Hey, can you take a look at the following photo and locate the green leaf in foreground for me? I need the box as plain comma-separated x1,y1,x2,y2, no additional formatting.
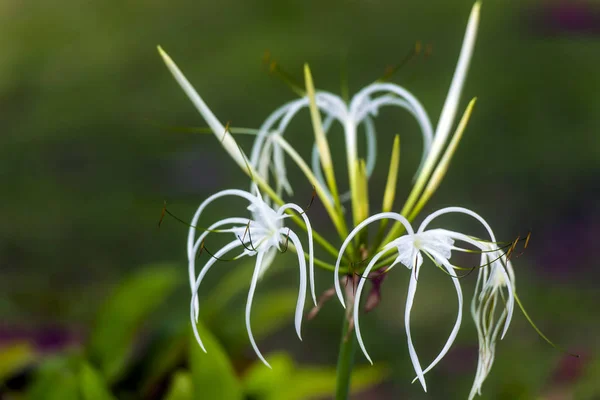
87,264,180,383
220,289,298,351
0,342,36,382
26,356,80,400
243,352,389,400
78,362,116,400
190,323,243,400
164,370,194,400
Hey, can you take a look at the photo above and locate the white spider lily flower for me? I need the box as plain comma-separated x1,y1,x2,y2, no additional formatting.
248,83,434,201
469,245,516,399
333,206,514,393
187,185,315,368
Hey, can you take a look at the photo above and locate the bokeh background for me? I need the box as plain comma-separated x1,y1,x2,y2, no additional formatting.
1,0,599,398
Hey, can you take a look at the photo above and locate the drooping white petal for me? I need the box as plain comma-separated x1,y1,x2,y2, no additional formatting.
245,252,271,368
249,92,347,197
190,240,243,352
405,260,426,391
352,249,390,365
277,203,316,306
283,228,308,341
413,249,463,380
187,189,271,261
334,212,415,307
417,206,515,339
189,217,250,316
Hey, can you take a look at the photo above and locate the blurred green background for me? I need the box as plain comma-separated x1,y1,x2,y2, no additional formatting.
1,0,599,398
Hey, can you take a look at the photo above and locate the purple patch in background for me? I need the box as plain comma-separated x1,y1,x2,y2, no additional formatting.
529,1,600,36
0,325,83,352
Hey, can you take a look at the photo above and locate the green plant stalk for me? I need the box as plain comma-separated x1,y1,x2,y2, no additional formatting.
335,313,356,400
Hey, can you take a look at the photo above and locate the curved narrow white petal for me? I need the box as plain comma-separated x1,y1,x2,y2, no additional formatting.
363,116,378,178
187,189,269,261
353,249,389,365
246,252,271,368
417,206,516,338
257,138,273,187
190,240,243,352
355,94,434,180
417,206,495,239
283,229,308,340
188,217,249,316
277,203,316,306
334,212,415,307
413,251,463,380
405,261,426,392
250,100,299,167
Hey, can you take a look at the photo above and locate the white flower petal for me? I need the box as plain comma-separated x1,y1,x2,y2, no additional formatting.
190,240,243,352
413,251,463,381
405,261,426,392
278,203,316,306
284,229,308,340
353,249,389,365
334,212,415,307
246,252,271,368
189,217,250,316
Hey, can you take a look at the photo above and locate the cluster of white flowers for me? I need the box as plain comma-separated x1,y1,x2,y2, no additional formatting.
159,2,521,398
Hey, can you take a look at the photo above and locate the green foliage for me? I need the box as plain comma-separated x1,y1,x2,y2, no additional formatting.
220,289,300,350
243,352,389,400
164,370,194,400
79,362,116,400
574,356,600,399
139,324,188,396
87,265,180,383
0,342,36,382
189,324,243,400
26,355,81,400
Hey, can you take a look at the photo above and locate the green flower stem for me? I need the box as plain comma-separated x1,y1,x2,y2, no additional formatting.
335,312,356,400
